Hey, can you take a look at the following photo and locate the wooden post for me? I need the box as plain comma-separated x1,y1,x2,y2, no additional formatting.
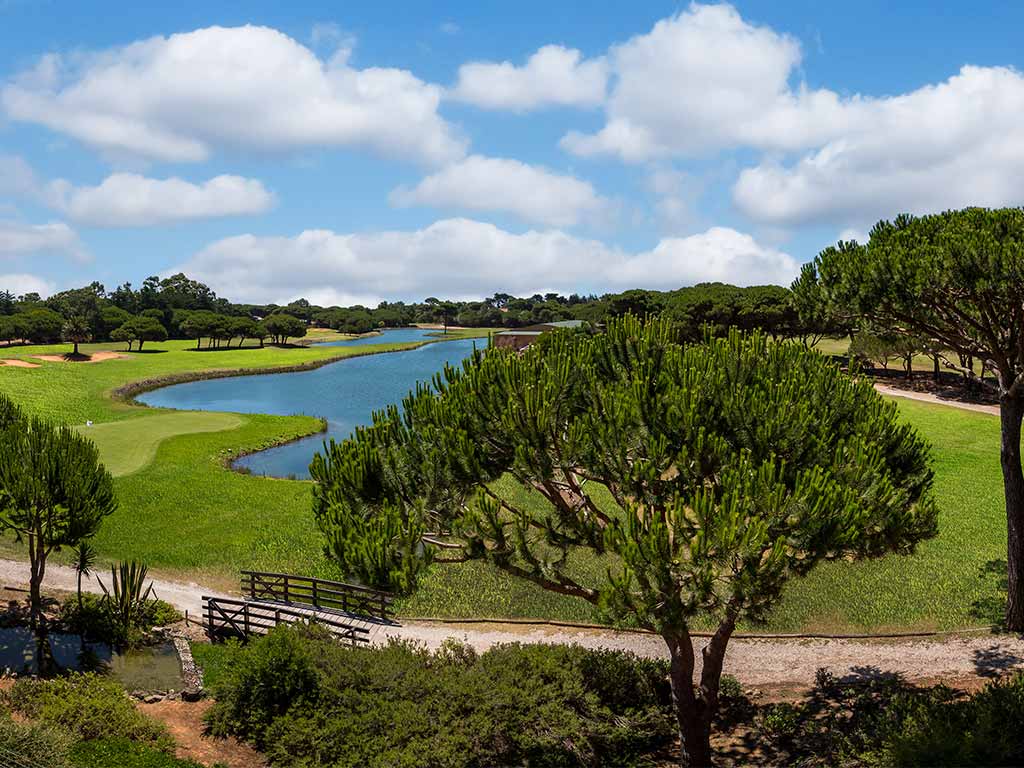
312,579,319,608
243,603,250,637
283,574,289,603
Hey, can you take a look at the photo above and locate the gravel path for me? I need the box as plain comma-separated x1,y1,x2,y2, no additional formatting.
874,382,998,415
3,558,1021,688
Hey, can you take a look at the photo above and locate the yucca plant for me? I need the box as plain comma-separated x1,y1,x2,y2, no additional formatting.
97,560,155,641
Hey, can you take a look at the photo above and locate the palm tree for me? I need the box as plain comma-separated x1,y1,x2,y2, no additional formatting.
61,314,92,356
72,540,97,610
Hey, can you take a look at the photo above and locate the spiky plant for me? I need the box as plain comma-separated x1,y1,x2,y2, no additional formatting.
97,560,155,640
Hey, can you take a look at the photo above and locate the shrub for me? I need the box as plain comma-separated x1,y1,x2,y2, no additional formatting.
204,625,674,767
0,710,74,768
6,673,173,752
70,738,208,768
61,593,182,647
874,673,1024,766
204,623,323,749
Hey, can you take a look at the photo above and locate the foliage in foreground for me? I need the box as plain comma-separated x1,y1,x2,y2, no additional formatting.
0,709,75,768
311,317,938,765
5,672,173,752
201,624,674,768
70,738,209,768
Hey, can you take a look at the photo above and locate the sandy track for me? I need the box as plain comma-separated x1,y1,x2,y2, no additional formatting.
2,558,1020,688
874,383,998,415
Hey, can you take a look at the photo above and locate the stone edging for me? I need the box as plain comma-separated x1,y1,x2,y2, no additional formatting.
172,633,204,701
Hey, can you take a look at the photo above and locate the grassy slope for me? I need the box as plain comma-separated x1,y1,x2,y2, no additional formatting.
0,334,1007,631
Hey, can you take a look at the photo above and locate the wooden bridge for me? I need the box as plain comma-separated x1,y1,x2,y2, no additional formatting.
202,570,397,644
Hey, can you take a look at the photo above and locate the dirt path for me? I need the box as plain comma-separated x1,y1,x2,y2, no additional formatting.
141,699,266,768
874,382,998,415
2,558,1021,689
0,558,226,618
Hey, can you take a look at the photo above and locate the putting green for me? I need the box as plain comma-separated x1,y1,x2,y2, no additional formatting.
76,411,243,477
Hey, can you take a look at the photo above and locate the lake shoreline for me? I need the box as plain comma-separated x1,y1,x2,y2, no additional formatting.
131,329,483,479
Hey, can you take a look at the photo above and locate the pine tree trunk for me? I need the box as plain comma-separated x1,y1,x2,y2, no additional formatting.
663,630,713,767
1002,394,1024,631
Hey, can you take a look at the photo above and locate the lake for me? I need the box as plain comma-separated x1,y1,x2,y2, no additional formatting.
138,329,480,478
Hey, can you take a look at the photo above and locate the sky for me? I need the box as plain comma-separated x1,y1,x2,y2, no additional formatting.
1,1,1023,306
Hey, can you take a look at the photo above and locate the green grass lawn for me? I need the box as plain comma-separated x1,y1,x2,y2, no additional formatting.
0,333,1010,631
75,411,244,477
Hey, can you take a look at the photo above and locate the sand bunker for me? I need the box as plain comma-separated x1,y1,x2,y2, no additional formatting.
0,359,40,368
32,351,127,364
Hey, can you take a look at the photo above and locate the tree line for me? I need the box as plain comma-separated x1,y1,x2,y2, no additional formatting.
1,272,844,352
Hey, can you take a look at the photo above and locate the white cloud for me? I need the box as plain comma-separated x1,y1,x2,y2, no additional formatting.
837,228,869,245
0,272,55,298
51,173,275,227
171,218,797,305
0,155,273,227
440,22,460,36
615,227,798,287
389,155,612,227
449,45,607,111
0,220,85,261
561,3,845,161
2,25,466,166
733,65,1024,229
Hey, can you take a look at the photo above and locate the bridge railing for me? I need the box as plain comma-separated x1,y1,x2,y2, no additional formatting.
240,570,395,622
202,595,371,644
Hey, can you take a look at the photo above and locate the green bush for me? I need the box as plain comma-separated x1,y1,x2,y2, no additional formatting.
62,593,182,647
6,672,173,752
205,623,323,749
70,738,207,768
872,673,1024,766
0,709,74,768
204,625,674,767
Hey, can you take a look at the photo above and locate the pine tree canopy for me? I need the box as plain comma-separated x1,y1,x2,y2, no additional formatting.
311,316,938,632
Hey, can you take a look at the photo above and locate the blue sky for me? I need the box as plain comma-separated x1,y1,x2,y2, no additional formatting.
1,1,1023,305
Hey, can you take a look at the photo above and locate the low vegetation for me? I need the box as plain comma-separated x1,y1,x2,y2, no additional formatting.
0,673,207,768
70,739,207,768
5,673,173,751
194,625,1024,767
61,591,180,647
198,625,674,768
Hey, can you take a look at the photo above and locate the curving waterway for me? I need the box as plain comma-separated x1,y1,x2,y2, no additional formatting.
137,329,479,478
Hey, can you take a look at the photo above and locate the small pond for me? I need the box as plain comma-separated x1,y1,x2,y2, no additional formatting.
138,328,481,479
0,627,183,690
